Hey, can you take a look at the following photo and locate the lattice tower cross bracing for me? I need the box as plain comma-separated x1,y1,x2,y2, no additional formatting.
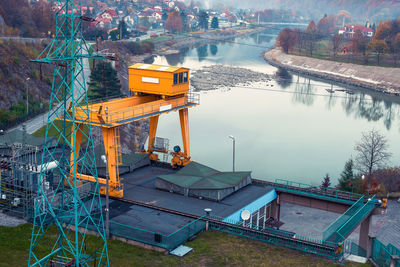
28,0,109,266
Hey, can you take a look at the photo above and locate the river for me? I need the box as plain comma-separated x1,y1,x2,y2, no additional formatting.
149,26,400,186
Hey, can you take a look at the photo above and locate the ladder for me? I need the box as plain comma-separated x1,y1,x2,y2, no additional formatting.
113,127,122,189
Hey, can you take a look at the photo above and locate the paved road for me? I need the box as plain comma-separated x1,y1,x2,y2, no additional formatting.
8,57,91,135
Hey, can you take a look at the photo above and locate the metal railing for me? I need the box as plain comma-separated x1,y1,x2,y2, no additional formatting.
208,214,341,259
274,178,363,203
323,196,365,241
109,215,206,250
335,196,376,243
87,93,200,126
372,239,395,267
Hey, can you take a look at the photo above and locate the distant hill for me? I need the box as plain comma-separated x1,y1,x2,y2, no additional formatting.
0,40,53,130
217,0,400,22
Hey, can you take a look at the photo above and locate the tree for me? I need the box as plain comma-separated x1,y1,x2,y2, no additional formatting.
198,10,209,31
338,159,354,192
277,28,298,54
321,174,331,188
88,62,122,101
165,11,182,33
332,34,342,59
118,20,129,40
211,16,219,29
305,21,318,56
354,129,392,193
368,39,389,65
180,10,187,31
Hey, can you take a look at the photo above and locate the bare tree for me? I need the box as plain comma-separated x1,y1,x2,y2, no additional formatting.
354,129,392,193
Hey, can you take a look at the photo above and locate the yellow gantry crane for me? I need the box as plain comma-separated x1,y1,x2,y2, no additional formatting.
68,63,199,197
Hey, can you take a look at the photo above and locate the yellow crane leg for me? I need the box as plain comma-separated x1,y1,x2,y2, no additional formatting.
148,115,159,161
101,127,123,198
179,108,191,163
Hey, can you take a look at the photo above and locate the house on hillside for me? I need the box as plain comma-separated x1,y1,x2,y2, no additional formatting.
338,25,374,39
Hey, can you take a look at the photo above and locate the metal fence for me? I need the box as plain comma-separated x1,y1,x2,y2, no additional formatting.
372,239,395,267
109,216,206,250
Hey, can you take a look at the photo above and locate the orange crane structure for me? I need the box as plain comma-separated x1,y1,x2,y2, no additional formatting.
68,63,199,198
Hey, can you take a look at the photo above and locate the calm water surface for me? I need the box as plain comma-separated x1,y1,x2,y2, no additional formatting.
150,28,400,185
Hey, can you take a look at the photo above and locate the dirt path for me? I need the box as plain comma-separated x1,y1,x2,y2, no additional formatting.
264,48,400,95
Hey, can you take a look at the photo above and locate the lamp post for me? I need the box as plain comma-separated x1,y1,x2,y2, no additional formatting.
362,175,366,195
228,135,235,172
101,154,110,239
26,78,30,115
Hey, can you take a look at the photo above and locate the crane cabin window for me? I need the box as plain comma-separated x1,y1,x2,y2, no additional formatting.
173,73,178,85
183,72,188,83
179,72,183,83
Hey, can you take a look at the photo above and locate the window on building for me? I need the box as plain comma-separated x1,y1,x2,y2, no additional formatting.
179,72,183,84
173,73,178,85
183,72,188,83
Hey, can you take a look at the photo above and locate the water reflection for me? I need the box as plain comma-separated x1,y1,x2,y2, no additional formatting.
274,68,292,89
210,44,218,56
165,52,181,66
292,77,315,106
196,45,208,62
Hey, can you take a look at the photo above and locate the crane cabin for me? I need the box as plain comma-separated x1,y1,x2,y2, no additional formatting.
128,63,190,96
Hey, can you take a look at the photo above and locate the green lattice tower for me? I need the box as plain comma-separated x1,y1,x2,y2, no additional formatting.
28,0,109,266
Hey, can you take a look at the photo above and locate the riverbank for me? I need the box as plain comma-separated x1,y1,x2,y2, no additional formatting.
264,48,400,95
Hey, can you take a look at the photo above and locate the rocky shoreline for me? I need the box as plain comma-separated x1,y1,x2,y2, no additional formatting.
263,48,400,96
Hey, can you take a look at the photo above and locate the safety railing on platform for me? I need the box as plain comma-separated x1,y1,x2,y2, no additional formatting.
323,196,365,242
103,93,200,125
372,239,396,267
274,179,363,203
335,196,376,243
108,215,206,250
344,240,367,258
208,214,341,259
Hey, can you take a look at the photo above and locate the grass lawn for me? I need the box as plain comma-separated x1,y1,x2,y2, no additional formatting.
0,224,371,267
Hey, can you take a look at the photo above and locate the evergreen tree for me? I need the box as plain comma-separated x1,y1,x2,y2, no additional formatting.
88,62,122,101
198,10,209,30
211,16,219,29
338,159,354,191
321,173,331,188
118,20,129,40
180,10,187,31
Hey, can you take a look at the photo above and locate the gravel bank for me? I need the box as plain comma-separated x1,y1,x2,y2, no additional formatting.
264,48,400,95
190,65,272,91
0,211,26,227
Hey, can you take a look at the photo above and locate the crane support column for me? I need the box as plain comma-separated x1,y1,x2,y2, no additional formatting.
179,108,190,158
102,127,123,198
148,115,160,161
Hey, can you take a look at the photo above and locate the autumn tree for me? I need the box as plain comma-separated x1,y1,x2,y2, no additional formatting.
368,39,389,65
354,129,391,193
165,11,183,33
277,28,298,54
317,14,336,36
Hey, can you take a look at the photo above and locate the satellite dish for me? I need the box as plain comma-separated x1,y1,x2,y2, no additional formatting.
241,209,251,221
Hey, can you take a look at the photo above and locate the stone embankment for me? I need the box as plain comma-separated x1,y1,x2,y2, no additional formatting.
264,48,400,95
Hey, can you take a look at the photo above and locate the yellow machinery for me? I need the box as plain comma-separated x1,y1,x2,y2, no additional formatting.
68,63,199,198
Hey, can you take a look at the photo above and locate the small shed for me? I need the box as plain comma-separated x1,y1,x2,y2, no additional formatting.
155,162,252,202
128,63,190,96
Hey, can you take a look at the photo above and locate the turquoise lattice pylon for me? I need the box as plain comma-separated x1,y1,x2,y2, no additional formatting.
28,0,109,266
